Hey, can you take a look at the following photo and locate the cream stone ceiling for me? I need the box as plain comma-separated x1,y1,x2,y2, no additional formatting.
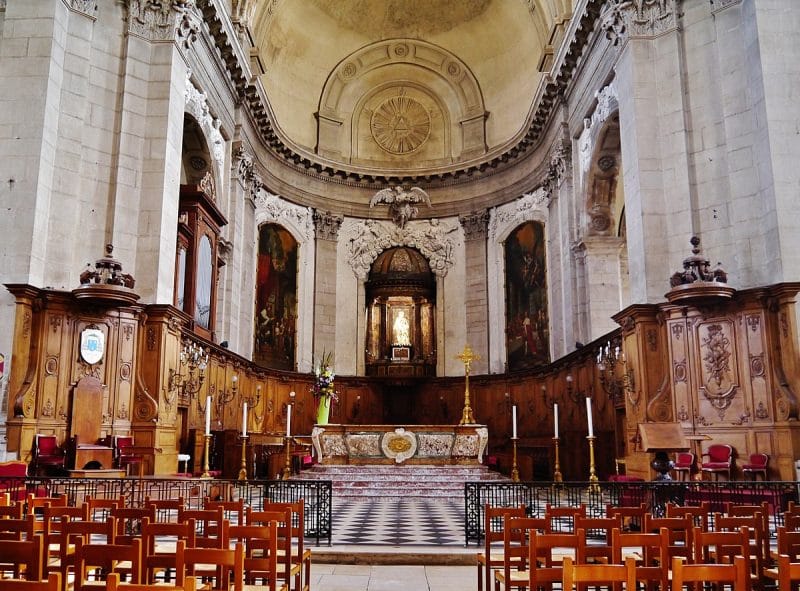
250,0,571,176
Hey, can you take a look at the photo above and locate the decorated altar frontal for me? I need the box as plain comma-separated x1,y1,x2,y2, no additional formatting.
310,424,489,465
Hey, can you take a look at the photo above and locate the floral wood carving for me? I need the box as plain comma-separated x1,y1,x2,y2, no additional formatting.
699,323,738,418
646,373,672,422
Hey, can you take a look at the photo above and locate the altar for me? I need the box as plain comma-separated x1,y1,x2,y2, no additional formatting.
310,424,489,465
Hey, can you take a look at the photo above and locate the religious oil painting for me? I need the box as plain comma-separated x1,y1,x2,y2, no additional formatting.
505,221,550,370
254,224,298,371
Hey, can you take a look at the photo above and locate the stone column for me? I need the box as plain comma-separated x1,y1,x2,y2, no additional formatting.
459,211,489,375
313,210,342,362
605,0,694,303
578,236,626,340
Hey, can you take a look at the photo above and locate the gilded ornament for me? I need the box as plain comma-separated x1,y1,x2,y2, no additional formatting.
370,94,431,155
387,437,412,453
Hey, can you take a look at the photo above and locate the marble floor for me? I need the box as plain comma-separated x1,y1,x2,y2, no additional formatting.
310,564,475,591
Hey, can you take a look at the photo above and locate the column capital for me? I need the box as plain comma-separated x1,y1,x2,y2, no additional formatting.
313,210,343,241
601,0,680,47
459,210,489,241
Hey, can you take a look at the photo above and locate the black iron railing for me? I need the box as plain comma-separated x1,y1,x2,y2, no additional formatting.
464,480,800,545
0,476,332,545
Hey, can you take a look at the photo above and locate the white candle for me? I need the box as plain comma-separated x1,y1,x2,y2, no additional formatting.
512,405,517,439
554,403,559,438
286,404,292,438
586,397,594,437
242,402,248,437
204,395,211,436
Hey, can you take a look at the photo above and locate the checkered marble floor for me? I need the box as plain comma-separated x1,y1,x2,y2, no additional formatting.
331,498,465,546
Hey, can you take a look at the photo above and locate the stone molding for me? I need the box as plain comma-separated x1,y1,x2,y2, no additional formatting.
234,145,263,201
254,191,314,244
127,0,196,43
578,81,619,179
313,210,344,241
66,0,98,18
185,70,225,184
601,0,680,46
459,210,490,241
345,218,460,280
488,188,550,242
710,0,742,13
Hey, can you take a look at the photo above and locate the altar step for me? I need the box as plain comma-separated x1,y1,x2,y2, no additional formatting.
292,464,508,500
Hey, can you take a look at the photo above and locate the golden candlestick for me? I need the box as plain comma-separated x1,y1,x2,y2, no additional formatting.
511,437,520,482
587,435,600,493
237,435,249,481
456,344,480,425
553,436,563,483
281,436,292,480
201,433,212,478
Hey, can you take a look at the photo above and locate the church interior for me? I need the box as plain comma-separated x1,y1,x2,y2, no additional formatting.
1,0,800,572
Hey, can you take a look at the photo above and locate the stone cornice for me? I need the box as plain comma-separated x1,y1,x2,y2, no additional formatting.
194,0,606,191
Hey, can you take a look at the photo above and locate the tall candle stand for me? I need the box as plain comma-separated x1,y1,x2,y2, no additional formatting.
587,435,600,493
281,436,292,480
237,435,249,481
201,433,212,478
552,436,563,484
510,437,520,482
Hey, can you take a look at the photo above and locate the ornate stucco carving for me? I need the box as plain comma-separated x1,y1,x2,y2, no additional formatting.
601,0,680,46
234,145,263,201
369,186,432,229
67,0,98,17
710,0,741,13
345,218,460,280
185,70,225,182
254,192,314,243
313,210,343,241
459,210,489,241
488,188,550,241
545,143,571,193
126,0,195,42
579,82,619,177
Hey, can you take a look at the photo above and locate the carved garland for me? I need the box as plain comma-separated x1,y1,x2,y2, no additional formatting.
185,70,226,182
345,219,460,281
601,0,680,46
253,192,314,244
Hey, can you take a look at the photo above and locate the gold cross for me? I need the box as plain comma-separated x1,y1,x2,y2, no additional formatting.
455,344,480,424
456,344,480,374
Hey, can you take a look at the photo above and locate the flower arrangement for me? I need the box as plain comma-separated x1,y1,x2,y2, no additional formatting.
311,350,339,404
311,351,338,425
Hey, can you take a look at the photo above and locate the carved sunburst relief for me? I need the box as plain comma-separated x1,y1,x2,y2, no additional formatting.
370,92,431,155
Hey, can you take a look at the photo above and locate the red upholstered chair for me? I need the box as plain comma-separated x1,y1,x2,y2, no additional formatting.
741,453,769,481
673,452,695,481
114,436,144,477
700,444,734,480
31,434,66,476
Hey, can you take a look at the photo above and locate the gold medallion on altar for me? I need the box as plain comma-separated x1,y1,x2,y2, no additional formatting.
380,428,417,463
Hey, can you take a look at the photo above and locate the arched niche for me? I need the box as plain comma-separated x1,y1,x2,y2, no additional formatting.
364,247,436,378
487,189,551,374
252,191,315,373
317,38,487,167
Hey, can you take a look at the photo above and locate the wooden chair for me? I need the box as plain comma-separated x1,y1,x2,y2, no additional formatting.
672,555,748,590
0,572,61,591
229,522,287,591
31,434,66,476
525,530,583,591
673,452,695,481
0,535,44,581
246,508,296,591
176,539,244,591
773,553,800,591
73,537,143,590
262,501,311,591
492,516,546,591
701,443,734,481
574,515,620,565
561,555,637,590
476,504,526,591
25,494,66,517
786,513,800,532
726,501,771,540
141,516,196,583
144,496,184,522
666,502,710,530
111,506,156,545
42,504,89,567
742,453,769,481
0,515,37,542
693,526,752,591
58,515,117,590
606,503,648,532
105,571,196,591
777,526,800,562
0,502,24,519
204,497,245,526
610,527,670,591
177,506,226,548
714,511,768,583
113,436,144,477
643,513,694,563
544,503,585,533
85,496,121,522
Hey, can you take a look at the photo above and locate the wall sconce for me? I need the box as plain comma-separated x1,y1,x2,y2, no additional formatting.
168,340,209,410
241,383,261,408
216,375,238,417
565,374,586,404
597,341,636,405
541,384,557,408
503,391,515,414
349,394,361,422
